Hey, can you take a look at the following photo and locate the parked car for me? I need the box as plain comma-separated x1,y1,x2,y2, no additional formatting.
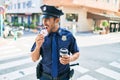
3,26,12,38
3,26,24,38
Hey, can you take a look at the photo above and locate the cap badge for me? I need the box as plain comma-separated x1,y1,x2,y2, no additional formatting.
62,35,67,41
43,6,47,11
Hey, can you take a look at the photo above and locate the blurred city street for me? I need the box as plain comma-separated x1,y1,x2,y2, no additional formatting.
1,0,120,80
0,31,120,80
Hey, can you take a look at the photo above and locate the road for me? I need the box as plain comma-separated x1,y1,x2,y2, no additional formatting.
72,42,120,80
0,32,120,80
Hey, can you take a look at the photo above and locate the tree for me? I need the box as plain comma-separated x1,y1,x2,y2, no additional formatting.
102,21,109,27
102,21,109,34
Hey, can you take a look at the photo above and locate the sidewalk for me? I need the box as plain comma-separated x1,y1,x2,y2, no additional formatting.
0,37,8,46
76,32,120,47
1,31,120,47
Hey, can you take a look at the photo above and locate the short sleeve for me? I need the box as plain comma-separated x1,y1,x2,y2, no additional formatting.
69,35,79,54
30,42,36,52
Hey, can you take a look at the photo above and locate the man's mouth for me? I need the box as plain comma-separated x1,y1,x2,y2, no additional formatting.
44,26,48,29
44,26,49,32
45,27,48,29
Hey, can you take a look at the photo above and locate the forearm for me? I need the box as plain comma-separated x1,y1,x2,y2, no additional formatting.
31,47,41,62
31,34,44,62
70,52,80,62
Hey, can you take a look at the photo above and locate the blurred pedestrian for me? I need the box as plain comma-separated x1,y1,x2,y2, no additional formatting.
30,4,80,80
111,24,114,32
116,24,119,32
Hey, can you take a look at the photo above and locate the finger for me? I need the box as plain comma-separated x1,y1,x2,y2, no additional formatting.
59,58,64,64
62,61,68,65
61,60,65,65
36,35,44,41
60,58,68,63
38,34,44,38
60,59,68,65
62,55,69,58
37,33,43,37
61,57,70,61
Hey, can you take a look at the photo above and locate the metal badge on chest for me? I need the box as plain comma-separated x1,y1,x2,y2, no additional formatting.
62,35,67,41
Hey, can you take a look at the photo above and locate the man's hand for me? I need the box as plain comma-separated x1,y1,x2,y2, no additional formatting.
59,55,71,65
35,34,44,49
31,34,44,62
59,52,80,65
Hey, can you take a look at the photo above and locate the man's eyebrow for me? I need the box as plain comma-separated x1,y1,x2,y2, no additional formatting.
43,18,50,20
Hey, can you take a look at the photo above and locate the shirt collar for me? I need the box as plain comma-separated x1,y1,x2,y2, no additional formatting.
48,27,62,37
57,27,62,36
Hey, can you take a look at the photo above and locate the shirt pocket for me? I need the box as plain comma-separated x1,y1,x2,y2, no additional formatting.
42,38,51,50
58,40,70,49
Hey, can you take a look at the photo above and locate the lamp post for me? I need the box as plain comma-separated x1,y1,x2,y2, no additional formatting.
0,6,5,37
72,19,76,36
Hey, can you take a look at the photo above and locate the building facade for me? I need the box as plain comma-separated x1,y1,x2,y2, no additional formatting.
5,0,43,28
43,0,120,32
0,0,4,5
4,0,120,33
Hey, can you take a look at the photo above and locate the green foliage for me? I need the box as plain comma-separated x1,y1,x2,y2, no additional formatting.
66,13,78,22
30,23,36,29
19,23,23,26
29,18,37,29
102,21,109,27
32,18,37,23
24,23,29,28
94,26,102,31
4,19,10,25
12,22,20,27
30,24,34,29
4,19,8,22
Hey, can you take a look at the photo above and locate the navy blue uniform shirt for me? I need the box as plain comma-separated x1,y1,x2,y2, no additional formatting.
31,28,79,75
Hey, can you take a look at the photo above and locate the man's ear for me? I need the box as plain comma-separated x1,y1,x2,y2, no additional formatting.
55,18,60,23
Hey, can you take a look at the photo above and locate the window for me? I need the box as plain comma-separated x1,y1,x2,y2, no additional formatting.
27,1,32,8
107,0,109,3
11,4,13,10
66,13,78,22
14,4,16,9
115,0,118,4
23,2,26,8
7,5,10,10
18,3,21,9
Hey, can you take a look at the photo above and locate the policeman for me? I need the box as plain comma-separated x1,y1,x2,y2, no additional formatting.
31,5,80,80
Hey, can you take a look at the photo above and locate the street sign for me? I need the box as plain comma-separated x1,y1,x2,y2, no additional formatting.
0,6,4,14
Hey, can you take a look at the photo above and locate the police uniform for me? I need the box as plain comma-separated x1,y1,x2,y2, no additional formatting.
31,5,79,80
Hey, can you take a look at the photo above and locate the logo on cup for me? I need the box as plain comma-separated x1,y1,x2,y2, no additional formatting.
60,48,68,57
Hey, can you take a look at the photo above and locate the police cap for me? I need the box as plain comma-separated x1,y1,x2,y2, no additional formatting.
40,5,64,18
